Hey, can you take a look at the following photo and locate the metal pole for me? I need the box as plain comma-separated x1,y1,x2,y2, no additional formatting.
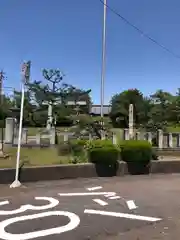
100,0,107,120
10,82,25,188
0,71,4,155
0,71,4,105
10,60,31,189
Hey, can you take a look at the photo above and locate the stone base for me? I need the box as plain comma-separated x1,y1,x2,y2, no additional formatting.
0,150,9,159
10,180,21,188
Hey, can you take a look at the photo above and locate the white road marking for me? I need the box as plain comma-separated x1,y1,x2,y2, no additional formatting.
104,193,116,197
0,201,9,206
109,196,121,200
0,197,11,200
87,186,102,191
93,199,108,206
0,211,80,240
84,209,162,222
58,192,116,197
0,197,59,215
126,200,137,210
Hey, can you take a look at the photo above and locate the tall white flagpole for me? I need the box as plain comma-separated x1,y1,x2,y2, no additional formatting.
100,0,107,120
10,62,30,188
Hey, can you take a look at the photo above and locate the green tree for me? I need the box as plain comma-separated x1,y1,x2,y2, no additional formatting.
13,90,36,126
110,89,147,128
65,86,92,114
147,89,174,131
27,69,92,127
27,69,65,106
167,88,180,125
0,95,14,126
27,69,69,126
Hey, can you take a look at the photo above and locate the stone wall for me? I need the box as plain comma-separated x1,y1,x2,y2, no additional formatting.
3,117,180,149
3,118,56,146
60,128,180,149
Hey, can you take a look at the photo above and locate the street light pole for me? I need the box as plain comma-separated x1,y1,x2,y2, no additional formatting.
10,61,30,188
100,0,107,120
10,82,25,188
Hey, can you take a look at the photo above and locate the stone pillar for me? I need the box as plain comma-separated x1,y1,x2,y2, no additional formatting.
47,103,53,130
50,127,56,145
168,133,173,148
177,134,180,147
36,133,41,145
89,133,92,140
112,133,117,144
158,129,163,149
64,133,68,142
136,132,140,140
22,128,28,144
101,131,106,140
124,129,129,140
128,104,134,139
5,118,15,144
13,119,17,138
146,132,152,144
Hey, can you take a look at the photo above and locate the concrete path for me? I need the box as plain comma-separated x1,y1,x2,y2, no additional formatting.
0,175,180,239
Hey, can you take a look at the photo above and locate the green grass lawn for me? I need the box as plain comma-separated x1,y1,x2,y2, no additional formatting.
0,147,72,169
167,125,180,133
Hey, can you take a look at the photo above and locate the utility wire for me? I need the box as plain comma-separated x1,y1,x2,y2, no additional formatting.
99,0,180,59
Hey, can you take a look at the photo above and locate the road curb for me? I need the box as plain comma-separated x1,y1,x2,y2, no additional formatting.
150,160,180,174
0,160,179,184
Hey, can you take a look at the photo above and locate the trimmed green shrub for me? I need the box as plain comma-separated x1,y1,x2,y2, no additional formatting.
69,139,87,156
88,140,120,166
89,147,119,165
86,139,115,150
120,140,152,163
120,140,152,175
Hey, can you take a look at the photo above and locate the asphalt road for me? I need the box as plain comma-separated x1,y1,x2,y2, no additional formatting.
0,174,180,239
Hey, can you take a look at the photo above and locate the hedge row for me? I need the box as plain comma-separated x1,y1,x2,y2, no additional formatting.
58,139,156,168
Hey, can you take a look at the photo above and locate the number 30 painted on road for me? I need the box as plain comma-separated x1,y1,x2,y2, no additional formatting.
0,197,80,240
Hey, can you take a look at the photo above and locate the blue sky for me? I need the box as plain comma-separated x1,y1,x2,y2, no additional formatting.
0,0,180,104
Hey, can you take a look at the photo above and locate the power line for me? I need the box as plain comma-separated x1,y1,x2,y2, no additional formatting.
99,0,180,59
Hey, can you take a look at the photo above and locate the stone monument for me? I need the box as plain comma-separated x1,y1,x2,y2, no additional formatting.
4,118,16,144
129,104,134,139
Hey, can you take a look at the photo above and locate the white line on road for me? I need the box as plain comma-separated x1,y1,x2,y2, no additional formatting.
0,201,9,206
87,186,102,191
84,209,162,222
109,196,121,200
126,200,137,210
58,192,115,197
93,199,108,206
104,193,116,197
